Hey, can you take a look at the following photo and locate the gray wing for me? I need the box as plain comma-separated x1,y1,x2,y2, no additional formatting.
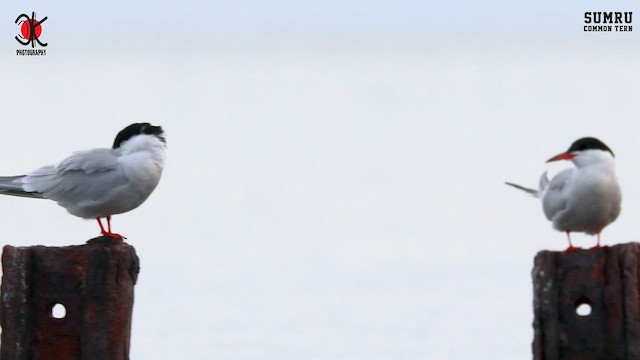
505,170,554,198
0,175,43,198
541,168,574,221
505,182,538,197
20,148,129,205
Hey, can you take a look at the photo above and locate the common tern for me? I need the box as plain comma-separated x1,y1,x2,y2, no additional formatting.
0,123,166,239
506,137,621,251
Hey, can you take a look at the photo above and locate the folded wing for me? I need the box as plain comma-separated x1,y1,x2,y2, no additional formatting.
20,148,129,206
541,168,573,222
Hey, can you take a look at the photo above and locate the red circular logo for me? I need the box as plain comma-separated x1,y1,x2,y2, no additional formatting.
20,19,42,39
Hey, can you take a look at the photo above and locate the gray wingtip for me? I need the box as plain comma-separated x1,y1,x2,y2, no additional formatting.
0,175,44,199
538,171,550,191
0,189,44,199
505,181,539,197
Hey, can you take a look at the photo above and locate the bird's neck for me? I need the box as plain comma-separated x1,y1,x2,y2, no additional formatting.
117,135,166,161
572,154,615,170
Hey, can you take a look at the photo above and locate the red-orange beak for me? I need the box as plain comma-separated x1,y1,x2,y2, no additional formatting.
546,152,576,163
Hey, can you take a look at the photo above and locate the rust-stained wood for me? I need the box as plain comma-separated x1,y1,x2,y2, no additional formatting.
533,242,640,360
0,237,139,360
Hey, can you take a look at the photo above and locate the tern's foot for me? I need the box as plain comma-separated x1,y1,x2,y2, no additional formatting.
101,231,127,240
565,246,581,252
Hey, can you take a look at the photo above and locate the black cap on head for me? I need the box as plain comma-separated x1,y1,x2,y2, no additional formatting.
567,137,614,157
112,123,165,149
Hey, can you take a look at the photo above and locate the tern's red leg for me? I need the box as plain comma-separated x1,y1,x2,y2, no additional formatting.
96,217,107,234
565,231,580,252
96,216,126,240
592,233,603,249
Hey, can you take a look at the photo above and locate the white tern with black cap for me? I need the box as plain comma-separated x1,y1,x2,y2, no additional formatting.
0,123,166,239
506,137,621,251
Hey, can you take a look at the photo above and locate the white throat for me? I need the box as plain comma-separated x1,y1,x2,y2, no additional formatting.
571,149,615,169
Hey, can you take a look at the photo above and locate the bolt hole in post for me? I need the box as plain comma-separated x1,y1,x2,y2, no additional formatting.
50,303,67,319
575,297,592,317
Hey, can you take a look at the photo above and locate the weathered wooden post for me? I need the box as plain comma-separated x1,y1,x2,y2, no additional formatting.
0,237,140,360
532,242,640,359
